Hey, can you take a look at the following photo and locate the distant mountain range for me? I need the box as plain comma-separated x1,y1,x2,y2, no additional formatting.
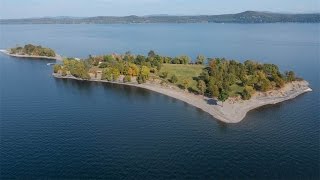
1,11,319,24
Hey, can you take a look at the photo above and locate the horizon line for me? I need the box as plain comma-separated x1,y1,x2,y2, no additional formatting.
1,10,320,20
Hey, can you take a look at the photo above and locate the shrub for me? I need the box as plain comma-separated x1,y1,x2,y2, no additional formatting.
241,86,255,100
170,75,178,83
161,71,168,79
182,79,190,90
241,89,251,100
123,75,131,83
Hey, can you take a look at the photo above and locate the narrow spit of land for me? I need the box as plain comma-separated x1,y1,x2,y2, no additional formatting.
53,73,311,123
1,45,312,123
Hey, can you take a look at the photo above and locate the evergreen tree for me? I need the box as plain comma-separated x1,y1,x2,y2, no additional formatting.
218,89,229,107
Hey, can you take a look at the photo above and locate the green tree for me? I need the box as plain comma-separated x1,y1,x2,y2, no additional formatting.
196,55,206,65
111,68,120,81
53,64,61,73
241,89,251,100
179,55,190,64
260,78,272,92
163,57,171,64
128,63,139,76
63,59,90,80
137,66,150,84
102,67,120,81
208,79,220,97
124,52,134,62
103,55,115,62
135,55,146,65
197,80,206,95
148,50,156,58
61,68,67,76
244,60,258,75
285,71,296,82
218,89,229,107
140,66,150,79
263,63,279,76
99,62,108,68
199,70,210,82
241,86,254,100
273,74,285,88
102,68,112,81
171,57,180,64
137,74,146,84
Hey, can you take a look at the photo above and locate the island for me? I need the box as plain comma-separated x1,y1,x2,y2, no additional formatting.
50,50,312,123
0,44,62,60
1,45,312,123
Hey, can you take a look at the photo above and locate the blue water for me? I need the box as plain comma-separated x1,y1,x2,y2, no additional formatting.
0,24,319,179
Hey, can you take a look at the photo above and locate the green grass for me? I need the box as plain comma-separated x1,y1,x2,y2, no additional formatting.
159,64,204,91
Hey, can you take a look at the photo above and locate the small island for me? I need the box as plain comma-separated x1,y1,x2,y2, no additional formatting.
0,44,62,60
51,50,312,123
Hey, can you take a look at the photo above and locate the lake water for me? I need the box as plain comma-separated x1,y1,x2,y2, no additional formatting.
0,24,319,179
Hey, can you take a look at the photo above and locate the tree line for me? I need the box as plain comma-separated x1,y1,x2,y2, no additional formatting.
54,50,206,81
197,58,297,103
10,44,56,57
54,51,299,102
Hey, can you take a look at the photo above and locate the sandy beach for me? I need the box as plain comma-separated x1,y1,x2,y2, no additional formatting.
0,49,63,61
53,73,312,123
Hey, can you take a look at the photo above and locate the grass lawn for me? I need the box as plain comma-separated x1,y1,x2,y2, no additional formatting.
159,64,204,92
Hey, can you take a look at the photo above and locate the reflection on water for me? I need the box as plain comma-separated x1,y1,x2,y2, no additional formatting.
54,78,155,101
54,78,94,94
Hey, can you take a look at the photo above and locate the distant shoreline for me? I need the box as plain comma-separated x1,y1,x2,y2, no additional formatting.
0,49,62,61
53,73,312,123
1,11,319,24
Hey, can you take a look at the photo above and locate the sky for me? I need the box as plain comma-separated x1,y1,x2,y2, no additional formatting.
0,0,319,19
